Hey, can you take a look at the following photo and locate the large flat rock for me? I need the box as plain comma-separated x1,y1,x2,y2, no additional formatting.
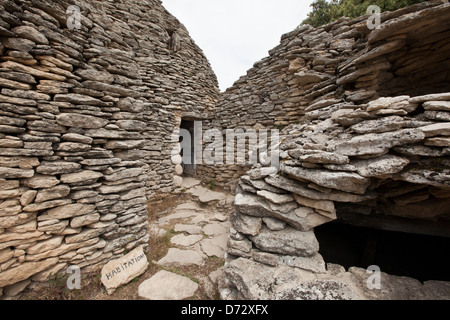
157,248,204,267
248,226,319,257
187,185,226,203
101,246,148,294
181,177,201,189
138,270,198,300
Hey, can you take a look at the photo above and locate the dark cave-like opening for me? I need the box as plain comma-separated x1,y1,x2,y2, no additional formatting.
315,221,450,283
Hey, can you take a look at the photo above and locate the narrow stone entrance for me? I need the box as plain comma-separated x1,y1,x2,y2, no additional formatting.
314,221,450,283
180,120,196,177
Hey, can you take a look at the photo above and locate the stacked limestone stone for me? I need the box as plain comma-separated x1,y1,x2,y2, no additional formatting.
226,92,450,270
198,0,450,191
221,1,450,300
0,0,218,298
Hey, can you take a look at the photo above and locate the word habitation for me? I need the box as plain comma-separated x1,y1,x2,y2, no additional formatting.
105,253,146,281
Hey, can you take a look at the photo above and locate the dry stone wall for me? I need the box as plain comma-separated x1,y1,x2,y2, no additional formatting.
198,0,450,191
0,0,218,296
220,1,450,300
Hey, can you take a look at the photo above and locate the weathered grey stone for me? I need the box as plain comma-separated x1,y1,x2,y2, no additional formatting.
279,254,326,273
36,161,81,175
292,194,335,213
423,101,450,111
228,238,253,253
248,167,278,180
46,203,96,220
70,213,100,228
35,185,70,203
54,94,103,106
203,223,228,237
26,236,64,255
419,123,450,137
0,258,58,288
235,192,334,231
200,235,228,258
262,217,287,231
61,133,93,144
170,234,203,247
230,211,262,236
350,116,409,134
0,167,34,179
75,68,114,84
104,140,145,150
256,190,294,204
56,113,108,129
292,150,350,165
138,270,198,300
22,174,59,189
249,226,319,257
12,26,49,45
425,137,450,147
104,168,142,182
157,248,204,267
2,37,36,52
174,224,203,235
281,165,370,195
335,129,425,157
60,171,103,184
351,155,410,178
101,246,148,294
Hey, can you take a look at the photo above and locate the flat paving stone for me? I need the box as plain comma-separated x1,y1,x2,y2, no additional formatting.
181,177,201,189
174,223,203,235
157,248,204,267
157,210,198,225
171,234,203,247
203,223,228,236
175,201,201,211
200,235,228,258
138,270,198,300
187,185,226,203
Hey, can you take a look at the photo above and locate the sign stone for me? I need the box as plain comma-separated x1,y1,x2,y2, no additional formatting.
101,246,148,294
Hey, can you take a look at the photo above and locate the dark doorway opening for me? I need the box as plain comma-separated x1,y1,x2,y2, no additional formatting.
180,120,196,176
315,221,450,283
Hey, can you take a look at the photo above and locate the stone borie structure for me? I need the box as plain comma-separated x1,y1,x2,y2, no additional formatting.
0,0,450,299
211,1,450,299
0,0,218,295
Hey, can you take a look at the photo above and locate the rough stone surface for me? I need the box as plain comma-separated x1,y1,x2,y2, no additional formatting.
249,226,319,257
101,246,148,295
138,270,199,300
157,248,204,267
0,0,218,295
1,0,449,301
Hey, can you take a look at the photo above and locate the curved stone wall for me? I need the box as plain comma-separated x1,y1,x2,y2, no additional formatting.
0,0,218,294
198,0,450,191
221,1,450,300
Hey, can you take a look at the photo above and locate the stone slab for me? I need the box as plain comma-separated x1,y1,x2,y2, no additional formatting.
101,246,148,294
138,270,198,300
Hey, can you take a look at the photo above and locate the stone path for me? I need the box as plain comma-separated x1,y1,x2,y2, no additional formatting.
138,178,234,300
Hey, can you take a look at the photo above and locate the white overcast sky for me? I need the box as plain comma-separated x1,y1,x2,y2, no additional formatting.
161,0,314,91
